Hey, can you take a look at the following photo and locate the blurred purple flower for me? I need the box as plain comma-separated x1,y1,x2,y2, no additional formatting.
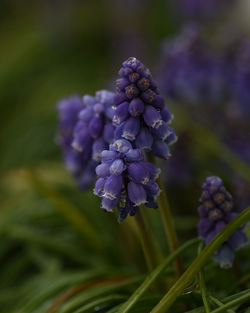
57,91,115,189
158,25,225,107
113,57,177,159
72,90,115,162
230,41,250,116
198,176,248,268
94,138,161,221
176,0,234,20
158,26,250,211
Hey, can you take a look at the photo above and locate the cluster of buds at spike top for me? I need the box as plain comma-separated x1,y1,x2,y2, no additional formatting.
198,176,248,268
112,57,177,160
94,139,161,221
57,91,115,189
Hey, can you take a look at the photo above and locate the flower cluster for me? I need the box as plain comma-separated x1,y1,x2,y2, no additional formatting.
198,176,248,268
94,139,161,222
158,25,250,210
231,40,250,116
177,0,234,20
56,95,96,189
57,90,115,189
159,25,225,107
113,57,177,159
72,90,115,162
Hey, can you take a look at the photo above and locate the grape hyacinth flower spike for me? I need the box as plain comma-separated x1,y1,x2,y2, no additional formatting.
113,57,177,159
198,176,248,268
56,95,97,189
72,90,115,162
94,138,161,222
56,90,115,189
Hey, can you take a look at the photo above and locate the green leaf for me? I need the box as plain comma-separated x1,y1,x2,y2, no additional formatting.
117,238,200,313
72,294,127,313
210,291,250,313
20,270,108,313
59,277,143,313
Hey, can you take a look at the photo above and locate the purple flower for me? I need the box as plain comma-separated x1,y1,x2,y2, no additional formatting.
198,176,248,268
72,90,115,162
56,91,115,189
231,41,250,116
113,57,176,159
158,25,225,107
94,139,161,221
176,0,235,20
56,95,83,150
56,95,97,189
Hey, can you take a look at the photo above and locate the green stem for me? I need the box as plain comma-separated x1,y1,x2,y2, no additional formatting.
135,210,159,272
148,153,183,277
197,244,211,313
198,271,211,313
117,238,201,313
157,176,183,277
210,291,250,313
185,290,250,313
150,206,250,313
209,296,235,313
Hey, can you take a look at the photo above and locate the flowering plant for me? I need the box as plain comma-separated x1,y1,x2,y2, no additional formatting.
2,1,250,313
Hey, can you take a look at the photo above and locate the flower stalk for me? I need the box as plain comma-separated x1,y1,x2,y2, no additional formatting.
148,153,183,277
134,209,161,272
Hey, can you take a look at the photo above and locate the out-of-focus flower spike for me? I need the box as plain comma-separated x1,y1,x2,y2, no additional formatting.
197,176,248,268
56,90,115,190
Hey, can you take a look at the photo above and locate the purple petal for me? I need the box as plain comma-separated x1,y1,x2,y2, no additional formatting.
110,139,132,153
88,116,103,138
152,95,165,110
103,174,123,200
128,162,150,185
124,149,144,162
95,163,110,177
122,117,140,141
101,197,119,212
94,177,106,196
139,161,161,180
152,140,171,159
228,230,248,250
143,105,162,128
128,182,147,206
135,128,153,151
113,102,129,125
213,244,235,268
92,138,107,162
160,107,173,123
101,150,118,163
103,123,114,144
110,159,126,176
128,98,144,117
